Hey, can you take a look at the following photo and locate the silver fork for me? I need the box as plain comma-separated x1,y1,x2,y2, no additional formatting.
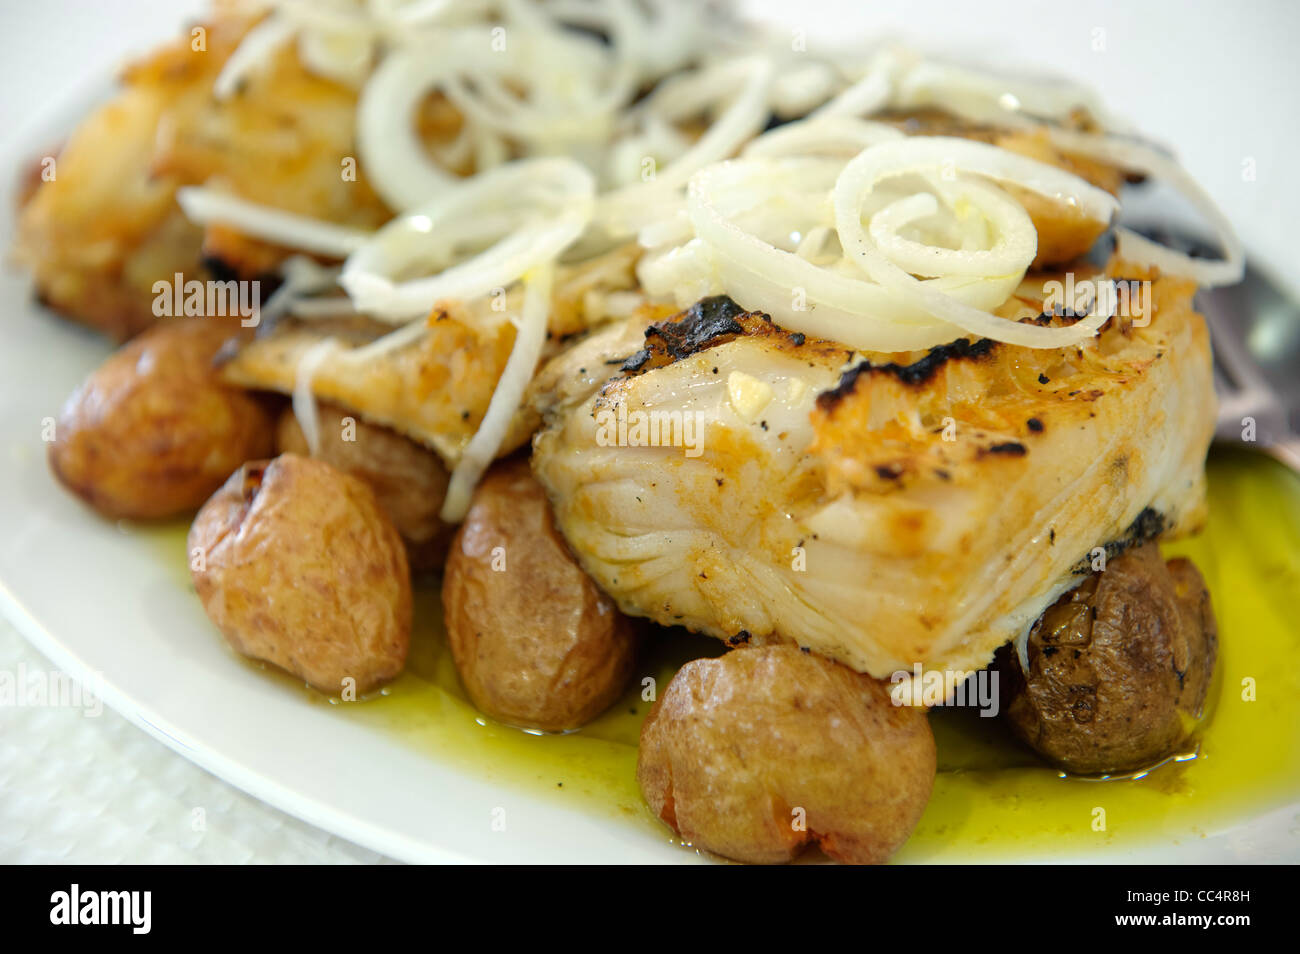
1197,263,1300,473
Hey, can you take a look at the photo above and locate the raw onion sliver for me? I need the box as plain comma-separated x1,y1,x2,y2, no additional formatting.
176,187,371,258
291,337,340,457
742,115,903,159
598,55,775,234
356,45,465,211
1047,128,1245,287
440,263,555,522
213,14,296,100
339,157,594,321
681,156,1020,350
832,137,1116,347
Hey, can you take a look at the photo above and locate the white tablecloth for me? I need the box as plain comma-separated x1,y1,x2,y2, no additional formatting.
0,618,393,864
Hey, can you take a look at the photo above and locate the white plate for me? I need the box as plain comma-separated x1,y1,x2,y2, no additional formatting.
4,282,1297,865
0,280,693,866
2,4,1298,865
0,74,701,861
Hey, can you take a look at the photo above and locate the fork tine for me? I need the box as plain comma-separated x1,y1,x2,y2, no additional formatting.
1200,288,1266,392
1211,340,1237,395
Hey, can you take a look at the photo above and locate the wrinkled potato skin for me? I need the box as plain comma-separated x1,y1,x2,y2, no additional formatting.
638,644,936,865
49,319,275,519
189,454,410,694
442,458,637,731
276,405,452,570
999,542,1217,775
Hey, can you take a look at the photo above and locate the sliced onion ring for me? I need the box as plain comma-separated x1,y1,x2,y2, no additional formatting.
356,44,465,211
742,115,904,159
832,137,1116,347
339,157,595,322
811,49,900,119
681,156,1020,352
867,177,1036,279
597,55,775,234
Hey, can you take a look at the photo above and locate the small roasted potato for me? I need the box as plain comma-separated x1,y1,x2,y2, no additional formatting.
189,454,410,694
276,404,452,569
442,457,636,731
638,644,936,865
998,541,1217,775
48,319,274,519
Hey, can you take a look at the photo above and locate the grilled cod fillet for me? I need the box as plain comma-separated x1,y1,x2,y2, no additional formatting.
530,265,1214,678
218,243,643,466
12,6,448,340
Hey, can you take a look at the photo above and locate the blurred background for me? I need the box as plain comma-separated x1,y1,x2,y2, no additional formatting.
746,0,1300,294
2,0,1297,291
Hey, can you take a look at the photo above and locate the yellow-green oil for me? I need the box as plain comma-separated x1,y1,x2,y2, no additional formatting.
155,448,1300,860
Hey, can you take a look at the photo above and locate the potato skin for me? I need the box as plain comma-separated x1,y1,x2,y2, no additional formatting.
637,644,936,865
49,319,275,519
998,542,1217,775
276,405,452,570
189,454,411,694
441,458,637,731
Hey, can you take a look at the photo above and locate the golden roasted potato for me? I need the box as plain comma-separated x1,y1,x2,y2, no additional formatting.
189,454,411,694
998,541,1217,775
442,458,637,731
48,319,275,519
276,404,453,570
638,644,936,865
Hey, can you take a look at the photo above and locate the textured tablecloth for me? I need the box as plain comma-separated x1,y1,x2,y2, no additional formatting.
0,617,394,864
